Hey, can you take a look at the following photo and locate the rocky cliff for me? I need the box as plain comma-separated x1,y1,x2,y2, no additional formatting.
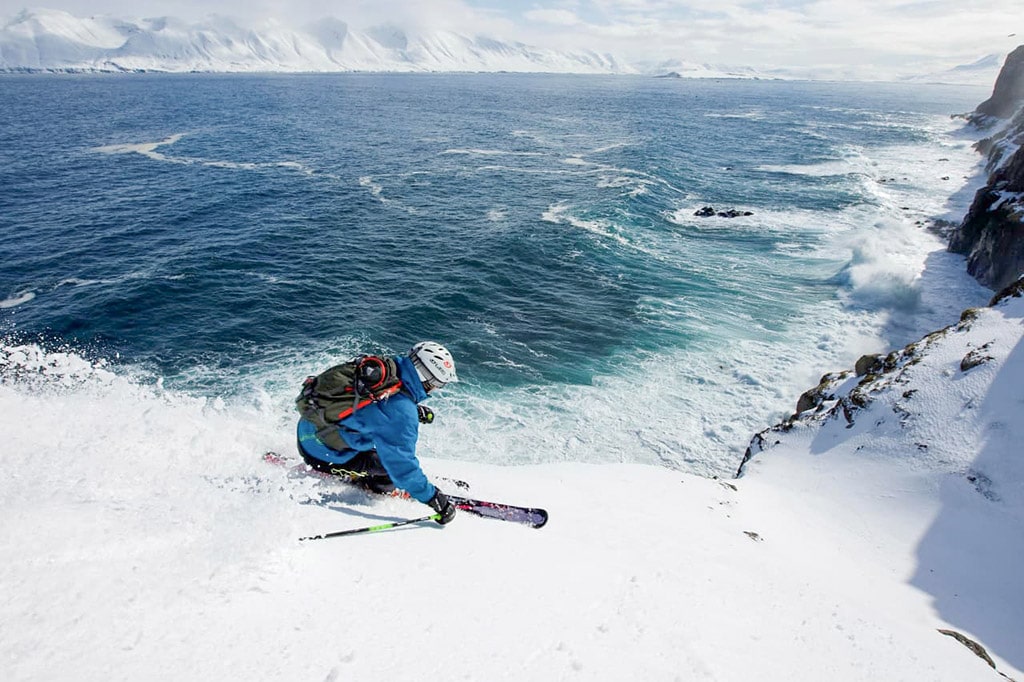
973,45,1024,121
948,45,1024,291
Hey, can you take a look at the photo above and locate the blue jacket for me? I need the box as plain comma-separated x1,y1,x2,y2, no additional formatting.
296,355,435,503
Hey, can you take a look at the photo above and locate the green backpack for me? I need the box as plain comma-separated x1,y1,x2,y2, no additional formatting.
295,356,403,452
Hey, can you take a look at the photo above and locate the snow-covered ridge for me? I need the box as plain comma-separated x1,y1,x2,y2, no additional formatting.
738,281,1024,677
0,8,631,74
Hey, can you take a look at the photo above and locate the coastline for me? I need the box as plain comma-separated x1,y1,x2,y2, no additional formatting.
740,45,1024,475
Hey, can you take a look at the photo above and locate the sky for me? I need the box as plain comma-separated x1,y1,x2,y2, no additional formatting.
2,1,1022,76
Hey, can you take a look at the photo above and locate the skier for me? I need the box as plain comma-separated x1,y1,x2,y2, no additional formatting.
296,342,459,525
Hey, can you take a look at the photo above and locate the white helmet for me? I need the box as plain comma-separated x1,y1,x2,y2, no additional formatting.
409,341,458,389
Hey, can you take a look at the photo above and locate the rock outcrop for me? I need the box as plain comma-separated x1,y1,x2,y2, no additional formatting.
693,206,754,218
948,144,1024,290
736,281,1024,478
973,45,1024,122
948,45,1024,291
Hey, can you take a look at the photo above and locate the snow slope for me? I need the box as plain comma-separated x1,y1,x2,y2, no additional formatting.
2,287,1022,681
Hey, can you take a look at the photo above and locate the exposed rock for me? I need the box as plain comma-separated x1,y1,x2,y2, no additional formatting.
855,353,884,377
960,307,984,323
736,316,975,477
937,629,998,669
795,371,849,414
966,469,1001,502
990,276,1024,305
947,152,1024,290
693,206,754,218
973,45,1024,121
961,343,995,371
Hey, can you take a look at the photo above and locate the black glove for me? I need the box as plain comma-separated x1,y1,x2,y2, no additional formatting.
427,489,456,525
417,405,434,424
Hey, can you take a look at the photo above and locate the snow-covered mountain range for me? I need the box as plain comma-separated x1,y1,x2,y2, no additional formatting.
0,8,632,74
1,7,1001,82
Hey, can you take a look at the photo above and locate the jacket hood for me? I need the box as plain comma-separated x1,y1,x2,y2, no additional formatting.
395,355,429,403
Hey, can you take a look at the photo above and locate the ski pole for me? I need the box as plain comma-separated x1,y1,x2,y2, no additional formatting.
299,514,441,541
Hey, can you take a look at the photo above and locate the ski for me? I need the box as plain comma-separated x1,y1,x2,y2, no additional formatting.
262,452,548,528
449,495,548,529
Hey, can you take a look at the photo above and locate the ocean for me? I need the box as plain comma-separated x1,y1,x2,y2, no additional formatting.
0,73,994,477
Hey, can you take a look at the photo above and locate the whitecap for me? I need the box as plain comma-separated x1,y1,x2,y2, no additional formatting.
55,278,101,288
441,148,544,157
541,201,655,255
0,292,35,309
358,175,387,202
93,133,189,164
589,141,631,154
93,133,313,174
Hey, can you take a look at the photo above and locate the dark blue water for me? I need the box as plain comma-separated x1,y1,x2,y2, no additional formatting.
0,73,992,473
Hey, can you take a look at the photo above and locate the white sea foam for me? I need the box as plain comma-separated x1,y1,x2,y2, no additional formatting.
49,269,169,292
541,201,640,252
55,277,102,288
358,175,386,202
441,148,545,157
243,272,301,286
704,110,768,121
93,133,188,161
93,133,313,174
0,292,35,309
757,143,877,178
596,174,655,196
475,165,573,175
589,141,632,154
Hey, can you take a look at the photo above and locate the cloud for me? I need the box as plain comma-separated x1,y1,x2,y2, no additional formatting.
524,9,582,26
